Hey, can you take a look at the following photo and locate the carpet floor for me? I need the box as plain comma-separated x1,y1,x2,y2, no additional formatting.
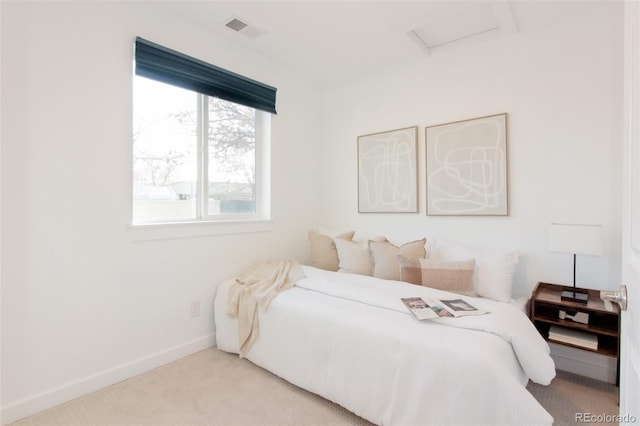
11,348,619,426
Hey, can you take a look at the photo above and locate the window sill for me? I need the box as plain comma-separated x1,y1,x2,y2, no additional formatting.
128,219,273,242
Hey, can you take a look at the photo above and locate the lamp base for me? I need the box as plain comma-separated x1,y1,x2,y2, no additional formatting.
561,290,589,304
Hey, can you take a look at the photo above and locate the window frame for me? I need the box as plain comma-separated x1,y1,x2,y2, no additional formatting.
130,38,273,235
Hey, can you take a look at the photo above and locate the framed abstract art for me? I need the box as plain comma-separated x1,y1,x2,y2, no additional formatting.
426,113,508,216
358,126,418,213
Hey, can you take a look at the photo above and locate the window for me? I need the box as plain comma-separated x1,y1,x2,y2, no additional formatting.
132,37,276,225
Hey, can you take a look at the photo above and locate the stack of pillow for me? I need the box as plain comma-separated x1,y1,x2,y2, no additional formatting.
308,229,518,303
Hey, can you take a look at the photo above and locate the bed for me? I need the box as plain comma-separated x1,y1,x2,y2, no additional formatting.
214,263,555,426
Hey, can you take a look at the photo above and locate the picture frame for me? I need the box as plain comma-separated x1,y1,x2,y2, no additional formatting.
358,126,418,213
425,113,508,216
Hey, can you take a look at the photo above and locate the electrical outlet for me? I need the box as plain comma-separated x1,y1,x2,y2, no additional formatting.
190,300,201,318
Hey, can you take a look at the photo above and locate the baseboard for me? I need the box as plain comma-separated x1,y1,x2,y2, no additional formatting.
0,333,216,426
549,342,617,384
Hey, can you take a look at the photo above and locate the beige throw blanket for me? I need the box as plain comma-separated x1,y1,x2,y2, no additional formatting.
227,259,305,357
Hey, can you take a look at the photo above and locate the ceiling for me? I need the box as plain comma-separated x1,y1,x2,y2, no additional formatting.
155,1,604,88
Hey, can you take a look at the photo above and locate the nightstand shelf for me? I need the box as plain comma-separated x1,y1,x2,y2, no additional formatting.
530,282,620,369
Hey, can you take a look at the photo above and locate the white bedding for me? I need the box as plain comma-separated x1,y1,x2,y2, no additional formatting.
215,265,555,426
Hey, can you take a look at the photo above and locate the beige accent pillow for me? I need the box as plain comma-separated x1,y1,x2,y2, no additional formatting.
309,230,355,271
369,238,426,281
335,238,374,276
399,256,476,296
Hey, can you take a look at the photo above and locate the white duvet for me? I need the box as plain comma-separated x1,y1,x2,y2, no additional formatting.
215,265,555,426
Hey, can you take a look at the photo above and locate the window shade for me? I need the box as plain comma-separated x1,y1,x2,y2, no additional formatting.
134,37,277,114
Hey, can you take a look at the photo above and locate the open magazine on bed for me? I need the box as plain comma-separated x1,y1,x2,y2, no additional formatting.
401,297,487,321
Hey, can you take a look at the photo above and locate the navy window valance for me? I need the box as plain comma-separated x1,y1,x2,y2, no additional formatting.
134,37,277,114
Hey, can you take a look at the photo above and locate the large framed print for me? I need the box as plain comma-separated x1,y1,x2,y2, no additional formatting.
358,126,418,213
426,113,508,216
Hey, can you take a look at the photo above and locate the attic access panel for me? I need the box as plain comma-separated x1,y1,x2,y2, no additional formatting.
408,2,514,52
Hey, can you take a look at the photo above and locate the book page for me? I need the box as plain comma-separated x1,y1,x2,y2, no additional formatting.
401,297,439,320
439,298,487,317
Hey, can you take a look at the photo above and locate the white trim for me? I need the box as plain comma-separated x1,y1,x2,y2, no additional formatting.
255,109,271,219
197,93,208,218
0,334,215,426
128,219,272,242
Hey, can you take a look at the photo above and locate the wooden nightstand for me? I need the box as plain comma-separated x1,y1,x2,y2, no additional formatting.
530,282,620,383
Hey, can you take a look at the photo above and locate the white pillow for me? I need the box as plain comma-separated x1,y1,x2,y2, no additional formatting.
428,240,518,302
335,238,373,276
369,238,426,281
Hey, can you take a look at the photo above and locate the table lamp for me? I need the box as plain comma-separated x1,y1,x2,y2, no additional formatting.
549,223,603,304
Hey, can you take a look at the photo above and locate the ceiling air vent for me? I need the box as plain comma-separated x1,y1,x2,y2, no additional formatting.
225,18,248,32
223,16,265,39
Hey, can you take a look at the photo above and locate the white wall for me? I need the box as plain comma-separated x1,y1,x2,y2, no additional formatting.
317,3,624,298
0,2,320,423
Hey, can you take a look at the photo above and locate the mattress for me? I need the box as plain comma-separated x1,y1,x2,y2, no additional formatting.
214,265,555,425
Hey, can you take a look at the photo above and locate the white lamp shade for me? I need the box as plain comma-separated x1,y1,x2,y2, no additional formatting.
549,223,603,256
